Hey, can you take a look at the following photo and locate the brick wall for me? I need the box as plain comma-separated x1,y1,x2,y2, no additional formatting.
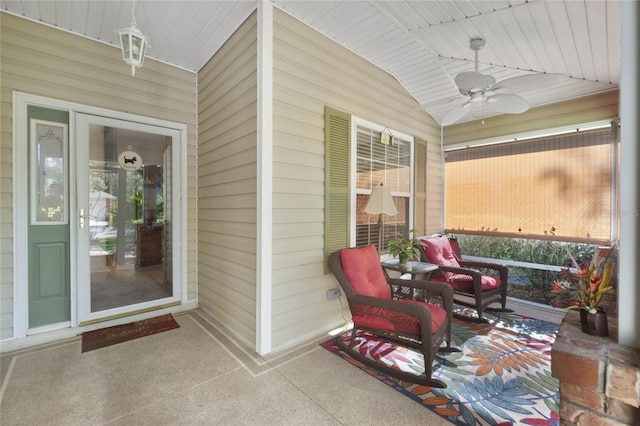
551,311,640,425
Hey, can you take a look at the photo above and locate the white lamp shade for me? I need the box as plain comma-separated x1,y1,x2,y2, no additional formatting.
364,183,398,216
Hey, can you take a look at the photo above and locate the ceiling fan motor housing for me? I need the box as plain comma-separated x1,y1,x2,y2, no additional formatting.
456,72,495,95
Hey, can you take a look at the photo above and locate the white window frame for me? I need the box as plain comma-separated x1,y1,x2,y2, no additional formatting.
349,116,415,248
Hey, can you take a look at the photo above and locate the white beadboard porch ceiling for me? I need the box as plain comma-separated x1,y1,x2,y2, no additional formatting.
0,0,620,126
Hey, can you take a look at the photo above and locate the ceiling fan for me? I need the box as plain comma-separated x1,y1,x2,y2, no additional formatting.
441,38,568,126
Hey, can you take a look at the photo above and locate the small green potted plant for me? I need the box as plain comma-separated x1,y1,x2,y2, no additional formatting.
387,229,425,269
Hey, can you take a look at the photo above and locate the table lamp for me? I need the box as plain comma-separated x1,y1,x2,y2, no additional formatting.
364,183,398,253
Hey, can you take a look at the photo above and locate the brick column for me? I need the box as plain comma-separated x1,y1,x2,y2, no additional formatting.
551,311,640,425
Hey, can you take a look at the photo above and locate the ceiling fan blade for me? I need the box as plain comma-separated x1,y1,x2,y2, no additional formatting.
441,102,473,126
486,94,530,114
493,73,568,93
455,71,496,93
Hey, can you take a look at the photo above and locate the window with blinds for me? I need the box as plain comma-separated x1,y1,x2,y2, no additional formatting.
354,124,412,250
445,127,613,244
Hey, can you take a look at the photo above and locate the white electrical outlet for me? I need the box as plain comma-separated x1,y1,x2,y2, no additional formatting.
327,288,341,300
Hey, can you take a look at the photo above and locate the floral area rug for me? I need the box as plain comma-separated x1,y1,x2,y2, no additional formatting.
321,310,559,425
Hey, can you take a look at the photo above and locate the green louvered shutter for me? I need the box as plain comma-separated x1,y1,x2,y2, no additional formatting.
414,138,427,236
324,107,351,273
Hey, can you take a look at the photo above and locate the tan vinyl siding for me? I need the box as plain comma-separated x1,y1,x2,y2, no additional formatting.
197,13,258,346
271,9,441,349
0,12,198,340
443,91,619,146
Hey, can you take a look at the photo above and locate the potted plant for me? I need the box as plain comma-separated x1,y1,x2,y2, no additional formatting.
551,245,615,336
387,229,425,269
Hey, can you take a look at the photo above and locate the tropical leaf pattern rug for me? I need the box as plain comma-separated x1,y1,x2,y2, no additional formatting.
321,310,559,426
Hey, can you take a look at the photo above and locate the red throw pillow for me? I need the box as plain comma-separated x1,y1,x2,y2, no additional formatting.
340,245,391,299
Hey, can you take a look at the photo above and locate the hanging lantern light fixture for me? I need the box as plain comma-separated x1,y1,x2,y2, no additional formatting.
116,0,149,76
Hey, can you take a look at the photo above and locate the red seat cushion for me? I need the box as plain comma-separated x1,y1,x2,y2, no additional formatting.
341,245,446,337
352,300,446,336
340,245,390,299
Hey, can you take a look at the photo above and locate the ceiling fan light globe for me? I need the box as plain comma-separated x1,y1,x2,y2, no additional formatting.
469,92,484,102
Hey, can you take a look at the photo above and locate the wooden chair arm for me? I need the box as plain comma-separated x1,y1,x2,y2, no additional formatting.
458,260,509,286
459,259,508,275
434,264,481,277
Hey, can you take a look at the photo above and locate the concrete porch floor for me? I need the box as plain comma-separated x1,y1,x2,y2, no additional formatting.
0,310,452,425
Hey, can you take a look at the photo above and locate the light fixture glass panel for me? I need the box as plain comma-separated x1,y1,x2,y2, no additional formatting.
132,36,143,58
120,33,131,59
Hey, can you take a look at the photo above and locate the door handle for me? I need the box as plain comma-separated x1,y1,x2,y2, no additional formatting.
79,208,96,229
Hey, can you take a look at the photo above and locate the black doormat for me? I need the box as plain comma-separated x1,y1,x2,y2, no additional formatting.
81,314,180,353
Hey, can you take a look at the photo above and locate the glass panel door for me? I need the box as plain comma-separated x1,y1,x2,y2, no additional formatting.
76,114,180,323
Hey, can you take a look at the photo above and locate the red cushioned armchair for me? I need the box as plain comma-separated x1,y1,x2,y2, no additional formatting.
420,235,511,322
328,245,459,388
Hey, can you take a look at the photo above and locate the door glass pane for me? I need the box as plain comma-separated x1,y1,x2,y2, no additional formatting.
32,121,67,224
88,124,173,312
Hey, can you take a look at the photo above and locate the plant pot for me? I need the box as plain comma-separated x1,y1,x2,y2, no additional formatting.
579,309,609,337
398,254,409,270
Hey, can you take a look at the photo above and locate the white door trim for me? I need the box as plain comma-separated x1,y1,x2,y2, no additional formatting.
13,92,187,337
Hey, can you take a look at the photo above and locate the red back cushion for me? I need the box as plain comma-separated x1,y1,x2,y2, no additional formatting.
422,236,460,280
340,245,391,299
422,236,460,268
449,237,462,260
